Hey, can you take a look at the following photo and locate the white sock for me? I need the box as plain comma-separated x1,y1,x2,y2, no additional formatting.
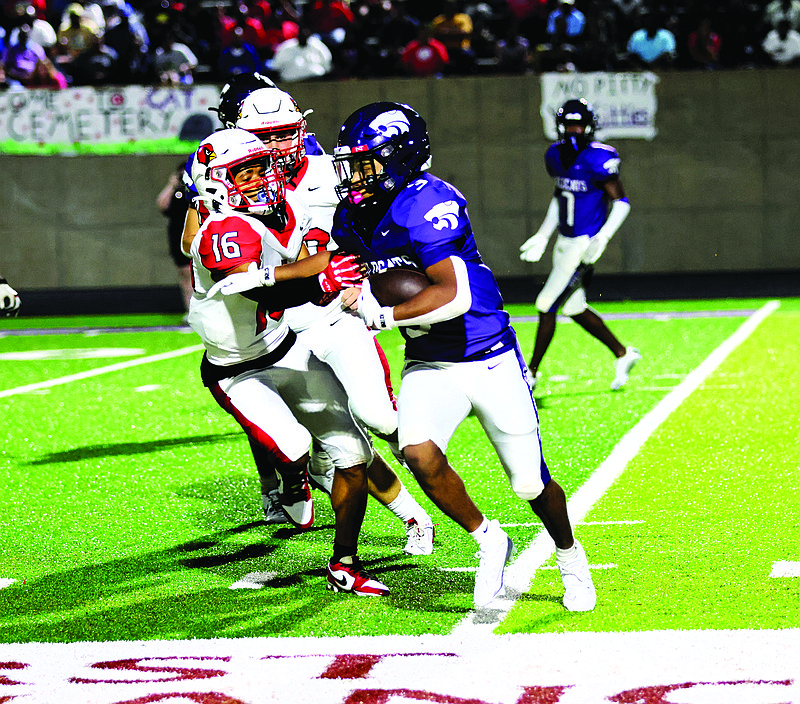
469,517,492,546
386,485,425,523
556,543,579,562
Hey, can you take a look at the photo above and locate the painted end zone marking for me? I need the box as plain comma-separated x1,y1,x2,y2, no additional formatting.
453,300,781,636
770,561,800,578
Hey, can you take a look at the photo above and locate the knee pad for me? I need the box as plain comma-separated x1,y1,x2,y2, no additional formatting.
562,288,588,316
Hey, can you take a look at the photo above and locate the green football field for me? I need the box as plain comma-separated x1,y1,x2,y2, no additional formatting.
1,298,798,703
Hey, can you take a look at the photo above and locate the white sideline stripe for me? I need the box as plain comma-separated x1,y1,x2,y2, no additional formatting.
540,563,618,570
500,520,643,528
453,300,781,636
0,344,204,398
770,561,800,578
0,578,16,589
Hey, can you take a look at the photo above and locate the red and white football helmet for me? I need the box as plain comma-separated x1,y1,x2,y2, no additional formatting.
236,88,308,177
191,128,285,216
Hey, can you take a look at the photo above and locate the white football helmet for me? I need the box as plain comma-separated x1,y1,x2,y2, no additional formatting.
236,88,308,177
191,128,284,216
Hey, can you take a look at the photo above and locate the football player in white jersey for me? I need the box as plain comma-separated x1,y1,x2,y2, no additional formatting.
232,87,436,557
185,128,389,596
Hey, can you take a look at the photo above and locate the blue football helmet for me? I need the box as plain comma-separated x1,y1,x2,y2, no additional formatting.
333,102,431,208
556,98,597,150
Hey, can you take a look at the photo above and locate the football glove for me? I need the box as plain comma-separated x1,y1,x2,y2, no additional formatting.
519,232,550,263
318,253,362,293
207,262,275,297
354,279,395,331
0,279,20,317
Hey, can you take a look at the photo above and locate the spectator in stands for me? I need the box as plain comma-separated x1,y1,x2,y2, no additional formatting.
0,23,45,87
495,20,532,73
545,0,586,47
717,0,764,68
269,23,332,82
610,0,645,43
167,0,217,76
28,56,68,87
763,0,800,31
504,0,550,47
304,0,356,76
431,0,475,74
687,16,721,69
762,18,800,65
259,3,299,59
350,0,398,77
69,30,118,84
218,3,269,56
625,11,676,70
54,2,101,76
218,25,261,77
578,5,619,71
536,10,579,72
399,25,449,76
153,32,197,85
6,2,56,55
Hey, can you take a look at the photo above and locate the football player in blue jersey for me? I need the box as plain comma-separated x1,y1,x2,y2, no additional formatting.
331,101,596,611
520,98,641,391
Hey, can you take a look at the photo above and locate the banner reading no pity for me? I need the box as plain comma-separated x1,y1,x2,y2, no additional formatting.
541,72,659,141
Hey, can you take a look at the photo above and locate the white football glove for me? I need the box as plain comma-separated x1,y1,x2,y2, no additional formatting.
207,262,275,297
353,279,395,331
519,232,550,263
0,280,20,316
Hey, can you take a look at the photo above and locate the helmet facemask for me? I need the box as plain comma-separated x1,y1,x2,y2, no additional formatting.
250,122,307,178
333,146,392,207
556,99,597,152
236,88,308,179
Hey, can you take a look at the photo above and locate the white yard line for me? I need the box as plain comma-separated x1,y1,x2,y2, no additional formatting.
0,344,204,398
452,300,781,636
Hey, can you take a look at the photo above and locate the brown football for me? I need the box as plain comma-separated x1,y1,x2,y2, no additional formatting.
369,268,430,307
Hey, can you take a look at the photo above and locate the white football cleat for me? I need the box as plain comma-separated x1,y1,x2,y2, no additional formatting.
556,540,597,612
276,471,314,529
611,347,642,391
261,489,289,524
403,516,435,556
474,520,513,608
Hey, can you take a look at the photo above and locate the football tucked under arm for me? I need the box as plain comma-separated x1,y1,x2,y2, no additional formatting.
346,257,471,331
368,268,431,307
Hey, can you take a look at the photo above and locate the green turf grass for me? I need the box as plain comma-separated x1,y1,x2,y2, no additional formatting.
499,304,800,633
0,300,796,642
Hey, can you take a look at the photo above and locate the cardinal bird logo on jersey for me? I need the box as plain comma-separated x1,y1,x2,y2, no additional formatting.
196,143,216,166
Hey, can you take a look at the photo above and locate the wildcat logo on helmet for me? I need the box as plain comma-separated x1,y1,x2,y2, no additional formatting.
196,144,216,166
369,110,411,139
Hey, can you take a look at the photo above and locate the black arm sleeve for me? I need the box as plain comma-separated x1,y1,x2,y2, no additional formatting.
242,276,326,311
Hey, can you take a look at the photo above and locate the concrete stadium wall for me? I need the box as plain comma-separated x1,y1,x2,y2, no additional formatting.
2,69,799,301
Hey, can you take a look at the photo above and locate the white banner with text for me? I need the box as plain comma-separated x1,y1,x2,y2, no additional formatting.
541,72,659,140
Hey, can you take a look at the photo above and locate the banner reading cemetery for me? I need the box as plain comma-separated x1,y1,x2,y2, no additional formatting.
541,72,659,141
0,85,222,145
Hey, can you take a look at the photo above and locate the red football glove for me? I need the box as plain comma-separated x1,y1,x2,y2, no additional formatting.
318,253,363,293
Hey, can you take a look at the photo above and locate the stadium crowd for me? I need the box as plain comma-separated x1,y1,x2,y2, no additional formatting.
1,0,799,89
